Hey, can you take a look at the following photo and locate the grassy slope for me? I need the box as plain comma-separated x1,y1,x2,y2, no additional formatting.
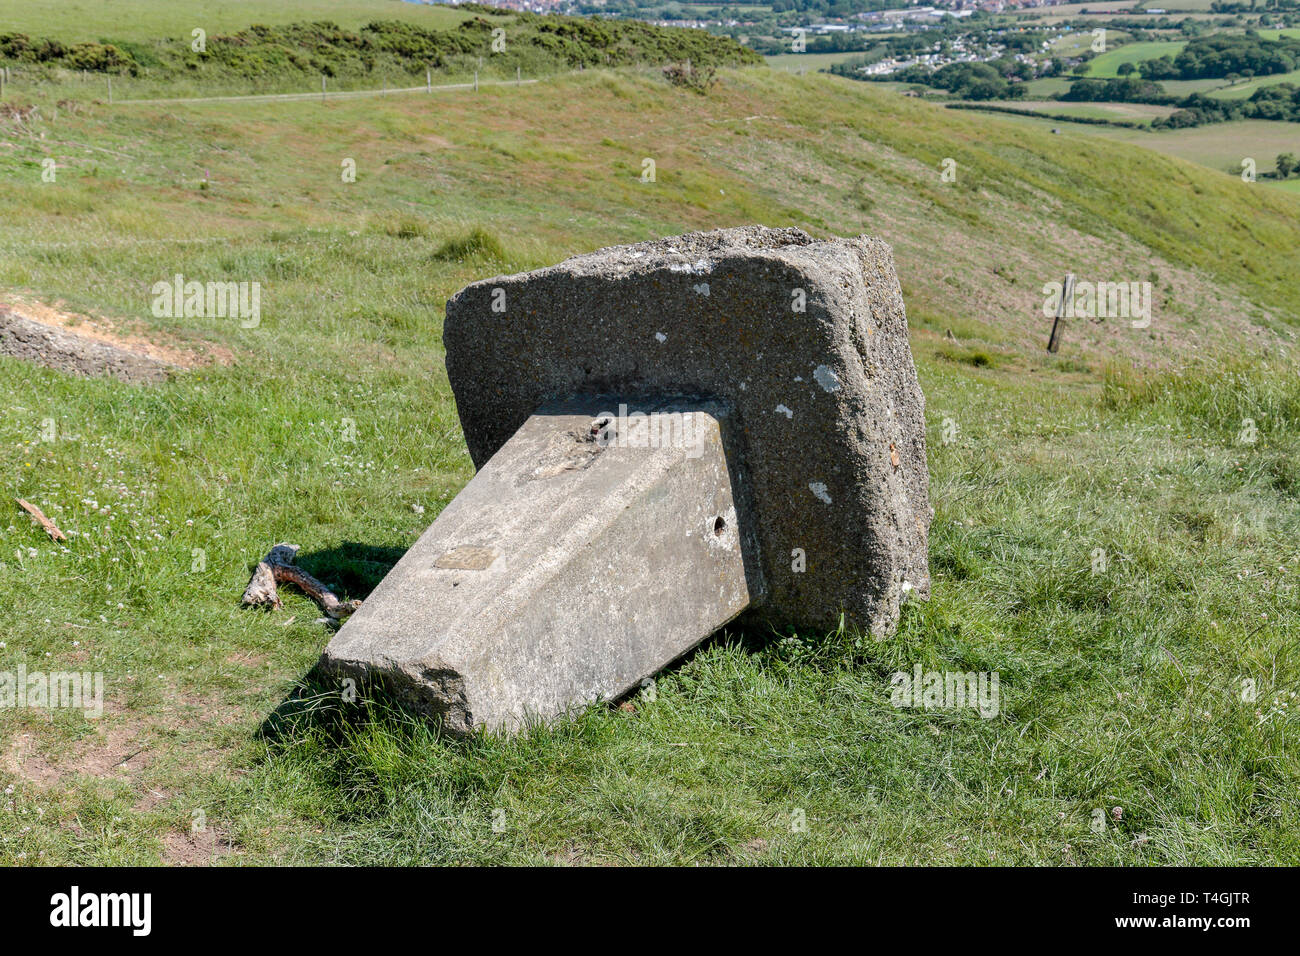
1,65,1298,864
0,0,475,42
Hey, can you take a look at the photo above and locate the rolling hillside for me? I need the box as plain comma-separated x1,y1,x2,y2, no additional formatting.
2,48,1298,864
3,65,1297,360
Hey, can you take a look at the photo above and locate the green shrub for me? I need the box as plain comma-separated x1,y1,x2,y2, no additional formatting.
433,228,507,263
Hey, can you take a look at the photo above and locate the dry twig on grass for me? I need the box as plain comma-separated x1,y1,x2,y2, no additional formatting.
241,542,361,619
16,498,66,542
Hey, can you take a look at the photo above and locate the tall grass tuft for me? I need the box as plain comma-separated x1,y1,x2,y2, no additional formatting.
432,227,507,264
1102,359,1300,439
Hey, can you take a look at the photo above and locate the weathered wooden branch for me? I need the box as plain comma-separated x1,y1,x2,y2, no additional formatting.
16,498,66,542
241,542,361,619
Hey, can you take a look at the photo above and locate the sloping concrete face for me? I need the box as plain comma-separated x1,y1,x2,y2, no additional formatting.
444,226,931,637
320,397,761,734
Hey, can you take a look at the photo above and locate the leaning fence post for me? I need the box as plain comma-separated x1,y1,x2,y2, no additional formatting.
107,75,112,104
427,69,431,93
1047,272,1075,354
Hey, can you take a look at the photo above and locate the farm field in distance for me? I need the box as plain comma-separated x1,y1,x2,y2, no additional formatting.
1212,68,1300,100
765,52,861,72
999,99,1179,121
1085,41,1188,78
999,113,1300,182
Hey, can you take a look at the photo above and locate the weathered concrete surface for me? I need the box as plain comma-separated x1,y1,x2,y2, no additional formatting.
320,396,763,734
0,306,175,383
445,226,931,637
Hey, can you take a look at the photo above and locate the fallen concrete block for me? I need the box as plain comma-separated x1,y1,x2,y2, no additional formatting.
320,226,930,734
321,396,761,734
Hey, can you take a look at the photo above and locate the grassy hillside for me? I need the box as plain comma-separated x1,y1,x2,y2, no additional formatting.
0,9,759,98
1,56,1298,864
0,0,475,42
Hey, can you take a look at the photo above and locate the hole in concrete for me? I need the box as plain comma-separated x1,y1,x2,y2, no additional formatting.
713,516,726,535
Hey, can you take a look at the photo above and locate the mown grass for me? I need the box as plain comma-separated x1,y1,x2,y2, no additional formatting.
0,56,1297,864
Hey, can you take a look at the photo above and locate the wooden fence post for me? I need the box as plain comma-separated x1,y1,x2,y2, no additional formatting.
1047,273,1075,353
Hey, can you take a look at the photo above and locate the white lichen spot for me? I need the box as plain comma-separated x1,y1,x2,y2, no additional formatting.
692,282,710,296
813,365,842,393
668,259,713,275
809,481,832,504
655,332,667,344
775,404,793,419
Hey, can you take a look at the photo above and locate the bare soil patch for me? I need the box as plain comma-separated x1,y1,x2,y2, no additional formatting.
0,294,234,382
161,827,232,866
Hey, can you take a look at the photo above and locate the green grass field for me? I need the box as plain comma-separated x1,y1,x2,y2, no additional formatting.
0,0,474,42
1,8,1299,865
1160,76,1237,97
765,52,860,72
1009,99,1177,122
1210,68,1300,100
1086,40,1187,78
1050,29,1132,59
1000,112,1300,179
1023,77,1072,98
